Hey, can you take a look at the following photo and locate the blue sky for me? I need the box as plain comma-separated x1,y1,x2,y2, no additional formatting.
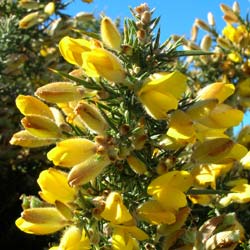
64,0,250,132
65,0,250,41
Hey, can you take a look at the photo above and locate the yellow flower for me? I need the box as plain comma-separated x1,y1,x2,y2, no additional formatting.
191,138,248,164
59,36,93,66
222,24,246,44
197,81,235,103
101,192,133,224
147,171,193,211
16,95,54,119
37,168,77,204
81,48,126,82
137,71,187,119
101,16,121,51
9,130,57,148
111,225,148,250
21,114,62,139
220,184,250,206
35,82,85,103
227,52,242,62
52,226,91,250
16,207,69,235
47,138,97,168
166,110,195,141
67,153,110,186
137,200,176,225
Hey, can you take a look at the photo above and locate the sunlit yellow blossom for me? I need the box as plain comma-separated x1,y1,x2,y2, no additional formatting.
111,225,148,250
222,24,247,44
137,200,176,225
220,184,250,206
101,192,133,224
227,51,242,62
21,115,62,138
138,71,187,119
147,171,193,211
52,226,90,250
16,95,54,119
188,194,212,206
37,168,77,204
81,48,126,82
67,153,110,186
167,110,195,141
35,82,85,103
47,138,97,167
16,207,69,235
9,130,57,148
191,138,247,164
59,36,93,66
101,16,121,51
196,104,243,129
197,81,235,103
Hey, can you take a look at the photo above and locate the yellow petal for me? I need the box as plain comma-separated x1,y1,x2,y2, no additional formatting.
16,207,69,234
137,200,176,225
139,90,178,119
21,115,62,138
37,168,76,204
47,138,96,167
148,171,193,195
9,130,57,148
16,95,54,119
59,36,92,65
82,48,126,82
101,192,133,224
197,82,235,103
153,187,188,210
126,155,147,175
167,110,195,140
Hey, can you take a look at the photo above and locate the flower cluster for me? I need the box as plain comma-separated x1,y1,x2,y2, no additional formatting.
11,2,250,249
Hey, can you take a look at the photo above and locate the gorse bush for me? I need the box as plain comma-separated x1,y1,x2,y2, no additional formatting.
9,1,250,249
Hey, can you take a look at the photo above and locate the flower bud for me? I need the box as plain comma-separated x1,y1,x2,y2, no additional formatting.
141,11,151,25
68,154,110,186
10,130,57,148
200,34,212,51
127,155,147,175
216,37,231,49
18,0,40,9
207,12,215,26
232,1,240,14
44,2,55,15
74,12,94,22
35,82,85,103
19,11,41,29
101,16,121,51
190,25,198,42
21,115,62,139
220,4,239,23
195,19,210,32
75,101,108,135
